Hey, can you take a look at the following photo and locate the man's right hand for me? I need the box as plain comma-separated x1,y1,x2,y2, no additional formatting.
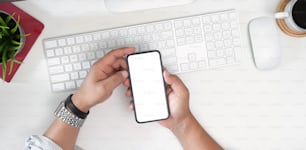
157,70,192,131
124,69,223,150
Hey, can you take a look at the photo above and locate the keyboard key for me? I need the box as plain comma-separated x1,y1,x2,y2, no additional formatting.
64,47,72,54
188,53,197,61
47,58,60,66
44,40,57,49
163,57,177,65
70,55,78,62
161,48,176,57
79,71,87,78
211,15,220,23
167,64,179,73
79,53,86,61
175,29,184,37
174,21,183,28
198,60,207,69
65,81,76,89
146,25,154,32
183,20,191,26
102,32,110,39
82,61,91,69
76,80,83,87
73,63,82,70
61,56,69,64
72,45,81,53
51,74,70,83
58,39,66,46
84,35,93,42
70,72,79,80
93,33,101,40
119,29,128,36
90,43,99,50
190,62,198,70
204,25,212,32
207,51,217,58
87,52,96,60
180,63,189,72
217,50,225,57
76,36,84,43
192,18,201,25
49,66,64,74
209,58,226,66
67,37,75,45
202,16,211,24
52,83,65,91
64,64,73,72
81,44,90,51
46,50,55,57
55,48,64,56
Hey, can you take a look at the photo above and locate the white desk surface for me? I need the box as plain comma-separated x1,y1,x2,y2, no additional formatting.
1,0,306,149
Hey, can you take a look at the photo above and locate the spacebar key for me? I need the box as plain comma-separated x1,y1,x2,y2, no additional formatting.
51,74,70,83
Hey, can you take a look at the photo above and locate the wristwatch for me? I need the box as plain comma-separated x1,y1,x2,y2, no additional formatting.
54,101,85,128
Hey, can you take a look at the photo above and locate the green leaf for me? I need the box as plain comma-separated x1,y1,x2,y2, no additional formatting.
12,45,22,51
14,60,22,64
8,50,15,75
0,26,9,36
2,48,8,80
11,15,20,34
11,39,21,45
5,13,15,24
0,39,9,54
18,33,30,38
0,15,7,26
0,26,9,29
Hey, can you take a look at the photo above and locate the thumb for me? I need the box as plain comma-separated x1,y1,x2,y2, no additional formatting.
101,70,128,91
163,70,187,93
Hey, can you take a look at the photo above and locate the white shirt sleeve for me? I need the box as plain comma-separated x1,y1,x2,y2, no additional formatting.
24,135,63,150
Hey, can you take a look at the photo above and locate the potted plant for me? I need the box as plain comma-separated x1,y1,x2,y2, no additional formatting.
0,11,29,81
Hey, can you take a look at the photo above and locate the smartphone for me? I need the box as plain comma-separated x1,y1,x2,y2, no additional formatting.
127,50,170,123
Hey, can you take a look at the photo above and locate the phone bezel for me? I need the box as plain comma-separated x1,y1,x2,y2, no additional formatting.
126,50,170,123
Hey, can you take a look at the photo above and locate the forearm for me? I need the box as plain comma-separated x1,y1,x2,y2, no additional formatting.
171,114,223,150
43,95,90,150
44,118,80,150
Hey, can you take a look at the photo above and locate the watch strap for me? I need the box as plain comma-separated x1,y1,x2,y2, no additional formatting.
65,94,89,119
54,101,85,128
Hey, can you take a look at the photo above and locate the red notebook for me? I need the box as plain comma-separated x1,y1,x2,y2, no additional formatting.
0,3,44,82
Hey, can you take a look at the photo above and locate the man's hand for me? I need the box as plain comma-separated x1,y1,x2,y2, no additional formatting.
158,70,191,130
124,69,192,130
124,69,223,150
72,47,135,112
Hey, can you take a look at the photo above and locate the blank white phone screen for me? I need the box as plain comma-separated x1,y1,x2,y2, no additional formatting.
127,51,169,123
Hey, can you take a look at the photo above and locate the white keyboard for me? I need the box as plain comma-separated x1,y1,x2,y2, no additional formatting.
43,9,242,92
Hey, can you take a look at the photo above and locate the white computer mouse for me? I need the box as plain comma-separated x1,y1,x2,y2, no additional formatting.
249,17,281,70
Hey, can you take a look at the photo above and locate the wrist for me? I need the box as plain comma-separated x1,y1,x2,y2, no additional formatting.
170,112,195,135
71,94,91,113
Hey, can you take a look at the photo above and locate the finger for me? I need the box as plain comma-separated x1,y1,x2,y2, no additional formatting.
125,89,132,97
129,101,134,111
96,47,135,67
100,70,129,91
112,58,128,70
123,78,130,87
166,87,172,95
163,70,188,93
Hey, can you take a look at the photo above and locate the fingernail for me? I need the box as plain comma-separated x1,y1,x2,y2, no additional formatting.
164,69,169,75
121,70,128,78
